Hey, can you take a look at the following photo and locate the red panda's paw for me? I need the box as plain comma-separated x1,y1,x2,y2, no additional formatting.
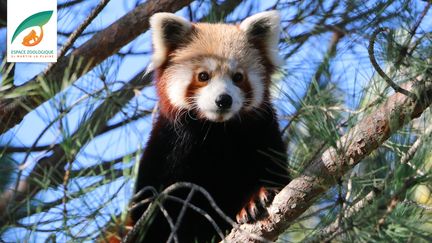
236,187,277,224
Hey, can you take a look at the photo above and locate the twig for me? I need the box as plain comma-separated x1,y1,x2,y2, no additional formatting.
405,1,431,58
58,0,86,9
46,0,111,74
122,200,158,243
62,147,73,238
368,27,417,99
376,177,418,229
281,30,344,138
167,188,195,243
158,203,179,243
122,182,272,243
0,144,53,153
166,195,225,242
58,0,111,58
304,188,380,243
403,200,432,211
132,186,158,201
399,124,432,176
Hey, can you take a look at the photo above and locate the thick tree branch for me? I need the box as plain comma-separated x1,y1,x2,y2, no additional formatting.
224,80,432,242
0,0,193,134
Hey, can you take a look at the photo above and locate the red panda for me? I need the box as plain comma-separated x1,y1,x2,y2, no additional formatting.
130,10,288,243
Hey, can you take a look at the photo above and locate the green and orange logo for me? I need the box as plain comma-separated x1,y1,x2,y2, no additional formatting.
11,10,53,47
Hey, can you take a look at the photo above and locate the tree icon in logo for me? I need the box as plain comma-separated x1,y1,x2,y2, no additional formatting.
11,11,53,47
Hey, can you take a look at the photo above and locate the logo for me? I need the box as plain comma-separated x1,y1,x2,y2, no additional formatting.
11,11,53,47
7,0,57,63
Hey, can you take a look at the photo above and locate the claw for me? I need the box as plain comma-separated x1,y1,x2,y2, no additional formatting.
235,187,277,224
236,207,249,224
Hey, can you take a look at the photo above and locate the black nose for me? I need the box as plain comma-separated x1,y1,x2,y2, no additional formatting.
215,94,232,109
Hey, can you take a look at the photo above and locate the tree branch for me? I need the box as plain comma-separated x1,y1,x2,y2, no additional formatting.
224,80,432,242
58,0,86,10
305,120,432,242
0,69,152,226
368,27,416,99
0,0,193,134
56,0,111,59
282,30,344,136
305,188,380,243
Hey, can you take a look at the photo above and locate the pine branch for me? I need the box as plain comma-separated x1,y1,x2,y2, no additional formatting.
6,168,124,227
287,1,394,44
305,188,381,243
399,123,432,176
69,152,136,178
281,30,344,136
368,27,416,99
305,122,432,242
376,177,418,229
0,0,193,134
0,68,152,226
58,0,86,9
0,110,151,153
56,0,111,60
402,200,432,211
223,80,432,242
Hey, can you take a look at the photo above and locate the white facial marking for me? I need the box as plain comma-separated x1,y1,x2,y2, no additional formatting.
196,76,243,122
165,65,193,109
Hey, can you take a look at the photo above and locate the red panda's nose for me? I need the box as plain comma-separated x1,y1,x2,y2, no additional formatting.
215,94,233,109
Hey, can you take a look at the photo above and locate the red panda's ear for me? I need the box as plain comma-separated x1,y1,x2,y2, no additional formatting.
240,11,283,67
149,13,192,69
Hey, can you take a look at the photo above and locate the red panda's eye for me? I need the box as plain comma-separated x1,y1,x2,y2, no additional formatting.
232,72,243,83
198,72,210,82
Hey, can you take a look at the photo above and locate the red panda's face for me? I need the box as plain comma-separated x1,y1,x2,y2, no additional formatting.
149,11,283,122
162,55,264,122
